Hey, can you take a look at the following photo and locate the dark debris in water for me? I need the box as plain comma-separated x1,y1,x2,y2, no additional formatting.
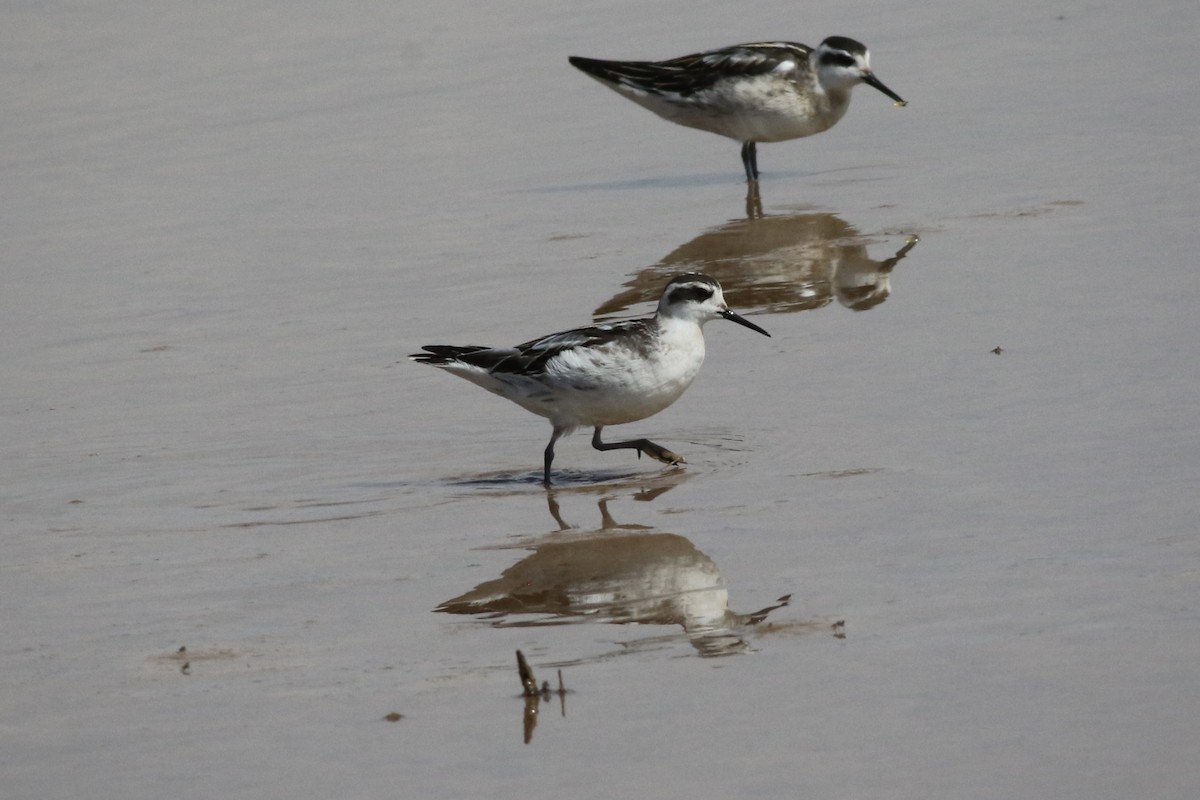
515,649,570,745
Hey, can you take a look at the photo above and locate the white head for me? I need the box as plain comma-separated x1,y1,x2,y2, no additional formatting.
657,273,770,336
813,36,906,105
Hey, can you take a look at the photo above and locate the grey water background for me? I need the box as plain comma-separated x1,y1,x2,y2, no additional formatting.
4,1,1199,798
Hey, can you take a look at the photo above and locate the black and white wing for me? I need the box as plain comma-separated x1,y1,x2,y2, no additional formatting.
500,319,652,374
569,42,810,97
411,319,653,375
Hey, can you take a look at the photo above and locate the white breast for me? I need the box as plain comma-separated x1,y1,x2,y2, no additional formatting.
541,320,707,428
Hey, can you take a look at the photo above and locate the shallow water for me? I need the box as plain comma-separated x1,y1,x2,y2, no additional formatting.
4,1,1200,798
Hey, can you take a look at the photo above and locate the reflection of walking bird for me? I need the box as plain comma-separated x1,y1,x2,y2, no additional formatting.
595,211,919,319
411,274,769,486
569,37,905,182
437,501,790,657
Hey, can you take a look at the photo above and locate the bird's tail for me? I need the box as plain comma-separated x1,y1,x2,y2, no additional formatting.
409,345,489,365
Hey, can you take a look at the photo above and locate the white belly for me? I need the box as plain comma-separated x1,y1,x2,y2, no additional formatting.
495,324,707,430
627,77,851,143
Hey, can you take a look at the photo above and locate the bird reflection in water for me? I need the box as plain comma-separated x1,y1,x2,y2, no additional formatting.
594,208,918,320
437,491,793,658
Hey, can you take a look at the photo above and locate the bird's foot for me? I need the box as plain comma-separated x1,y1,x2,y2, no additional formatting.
640,442,686,466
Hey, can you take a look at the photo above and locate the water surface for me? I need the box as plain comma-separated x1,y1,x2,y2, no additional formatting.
4,1,1199,798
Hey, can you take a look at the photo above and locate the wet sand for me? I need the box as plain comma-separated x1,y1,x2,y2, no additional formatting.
4,1,1200,798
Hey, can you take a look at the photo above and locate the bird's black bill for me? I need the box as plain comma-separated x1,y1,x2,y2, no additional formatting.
721,309,770,337
863,73,906,106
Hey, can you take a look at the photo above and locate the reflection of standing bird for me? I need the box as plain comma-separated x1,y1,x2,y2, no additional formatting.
411,274,769,486
569,37,906,182
592,212,919,320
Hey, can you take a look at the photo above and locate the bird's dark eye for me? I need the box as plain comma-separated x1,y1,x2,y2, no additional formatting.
820,52,856,68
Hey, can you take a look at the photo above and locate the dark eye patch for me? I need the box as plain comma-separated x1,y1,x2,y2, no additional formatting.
820,52,857,68
668,285,715,305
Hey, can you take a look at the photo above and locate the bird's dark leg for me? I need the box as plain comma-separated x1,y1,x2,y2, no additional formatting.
741,141,759,182
543,426,566,487
591,426,685,467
